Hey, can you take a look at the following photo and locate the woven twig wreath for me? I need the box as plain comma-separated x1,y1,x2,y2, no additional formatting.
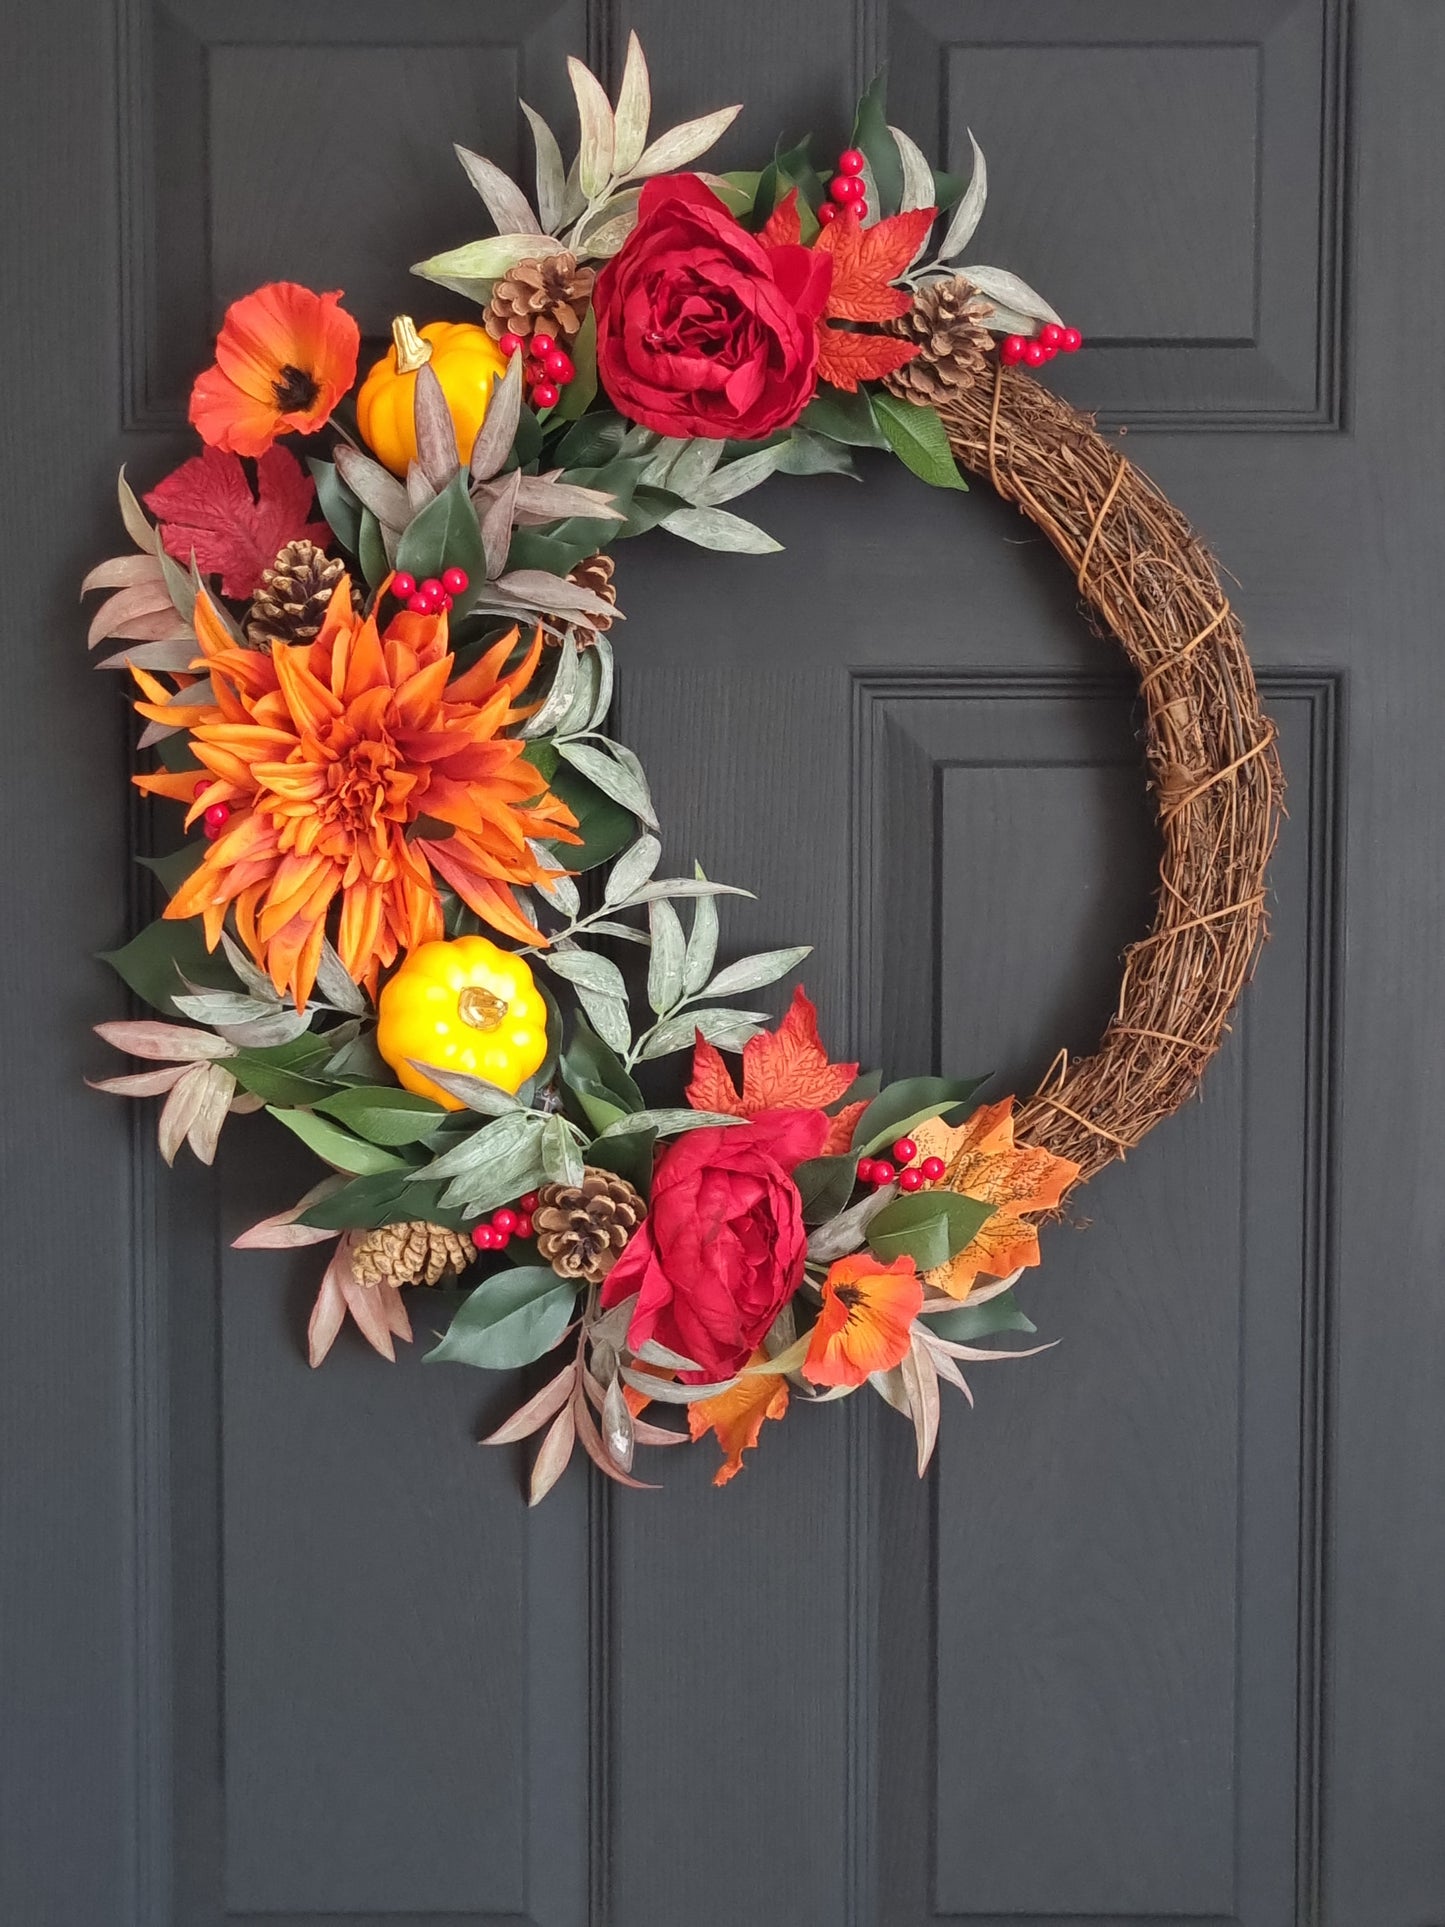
934,363,1284,1186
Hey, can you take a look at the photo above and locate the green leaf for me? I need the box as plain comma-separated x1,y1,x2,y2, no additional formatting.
314,1086,448,1146
228,1032,344,1107
871,391,969,491
866,1190,995,1269
801,387,887,448
551,307,598,422
851,71,904,217
556,739,657,827
298,1172,467,1232
529,750,638,871
395,471,487,609
357,507,389,590
773,428,859,479
266,1106,412,1176
137,842,206,896
923,1289,1036,1343
101,916,239,1017
854,1075,988,1155
425,1266,578,1370
554,411,630,470
561,1015,645,1134
308,458,363,555
584,1124,658,1198
792,1152,861,1224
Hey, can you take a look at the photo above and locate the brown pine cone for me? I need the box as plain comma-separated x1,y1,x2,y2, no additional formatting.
246,539,348,649
351,1220,474,1288
483,252,596,348
533,1168,645,1285
882,277,997,408
564,552,617,645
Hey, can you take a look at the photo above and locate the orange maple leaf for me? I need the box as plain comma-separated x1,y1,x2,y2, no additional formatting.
686,985,865,1153
687,1353,790,1485
757,186,803,249
815,327,921,394
813,206,935,322
911,1099,1080,1299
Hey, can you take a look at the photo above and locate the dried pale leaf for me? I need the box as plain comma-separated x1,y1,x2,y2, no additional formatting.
529,1403,578,1503
620,1365,740,1405
602,1372,636,1471
573,193,641,260
633,1337,703,1373
520,100,567,233
921,1338,972,1399
470,352,524,482
157,1063,208,1166
479,466,523,581
492,569,623,621
339,1269,399,1362
806,1185,897,1262
901,1332,941,1475
137,719,182,749
184,1062,238,1165
235,1176,349,1249
406,462,436,513
229,1089,266,1115
484,1362,578,1444
612,31,652,176
307,1248,350,1367
631,105,742,178
512,475,624,521
630,1414,688,1447
411,232,567,291
81,552,166,596
454,144,543,236
334,445,412,530
95,1019,236,1062
568,55,616,199
413,362,460,489
869,1364,910,1414
117,466,157,551
918,1267,1023,1313
314,939,369,1016
87,1065,189,1098
891,122,938,219
957,263,1061,326
573,1387,658,1488
95,638,197,672
213,1007,313,1049
926,1336,1058,1363
937,131,988,262
88,582,177,648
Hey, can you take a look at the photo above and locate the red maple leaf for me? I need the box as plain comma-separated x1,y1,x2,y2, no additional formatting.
814,207,935,322
815,328,921,394
144,445,330,600
686,985,867,1153
757,187,803,249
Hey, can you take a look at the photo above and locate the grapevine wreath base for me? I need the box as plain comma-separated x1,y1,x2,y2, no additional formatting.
85,43,1281,1498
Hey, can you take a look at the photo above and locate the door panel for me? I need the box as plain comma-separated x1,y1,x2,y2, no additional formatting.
6,3,1444,1926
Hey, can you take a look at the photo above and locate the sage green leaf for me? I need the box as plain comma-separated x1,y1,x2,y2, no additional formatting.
314,939,369,1015
418,1108,541,1181
692,445,785,506
597,1107,743,1139
520,100,566,233
314,1086,448,1146
704,945,811,999
661,504,782,553
937,129,987,261
665,437,726,498
266,1107,411,1176
556,739,657,828
411,232,566,294
646,898,685,1014
865,1190,995,1269
890,122,937,218
410,1063,523,1116
872,391,969,491
801,388,887,448
544,945,627,1001
612,30,652,176
807,1186,895,1263
117,465,156,550
854,1075,988,1155
575,987,631,1057
541,1112,585,1186
567,55,615,198
518,633,580,740
619,1365,740,1404
453,144,542,235
426,1266,578,1371
956,263,1061,327
619,877,752,906
637,1008,767,1060
630,105,742,179
605,834,662,905
683,872,719,996
572,189,641,259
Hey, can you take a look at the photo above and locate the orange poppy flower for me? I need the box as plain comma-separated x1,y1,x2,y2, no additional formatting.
687,1353,790,1486
802,1252,922,1388
133,581,578,1008
190,283,360,456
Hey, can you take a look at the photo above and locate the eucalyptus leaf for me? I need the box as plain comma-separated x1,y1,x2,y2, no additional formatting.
596,1108,744,1140
405,1063,522,1115
937,129,987,261
704,945,811,999
426,1266,577,1371
630,105,742,178
957,264,1062,327
520,100,567,233
612,31,652,176
646,898,685,1015
605,834,662,905
453,144,543,235
661,505,782,553
567,55,616,198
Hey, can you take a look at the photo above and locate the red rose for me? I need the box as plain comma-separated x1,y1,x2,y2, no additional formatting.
600,1108,828,1382
594,175,833,440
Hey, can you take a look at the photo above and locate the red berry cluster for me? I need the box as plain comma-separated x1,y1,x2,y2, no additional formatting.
471,1191,538,1252
1000,322,1083,369
498,330,576,411
192,778,232,840
392,566,470,617
817,146,868,226
857,1137,948,1192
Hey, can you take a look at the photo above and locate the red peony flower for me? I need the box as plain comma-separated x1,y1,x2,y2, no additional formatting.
594,175,833,440
600,1108,828,1382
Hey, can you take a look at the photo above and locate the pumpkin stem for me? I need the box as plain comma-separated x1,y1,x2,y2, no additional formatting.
458,985,508,1031
390,315,433,374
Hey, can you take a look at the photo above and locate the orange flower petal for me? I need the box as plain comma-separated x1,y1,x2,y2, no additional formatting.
803,1253,921,1388
687,1354,790,1486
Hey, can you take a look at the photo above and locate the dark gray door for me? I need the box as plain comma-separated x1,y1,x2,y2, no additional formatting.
4,2,1441,1924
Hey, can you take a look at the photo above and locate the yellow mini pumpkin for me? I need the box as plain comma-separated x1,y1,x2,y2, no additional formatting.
356,315,510,476
376,937,550,1108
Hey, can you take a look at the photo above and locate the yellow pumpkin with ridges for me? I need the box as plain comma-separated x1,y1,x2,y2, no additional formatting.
376,937,549,1109
356,315,509,476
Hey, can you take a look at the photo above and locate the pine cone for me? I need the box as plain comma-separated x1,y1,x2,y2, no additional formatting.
246,539,348,649
484,252,596,348
563,552,617,645
351,1220,474,1288
882,277,997,408
533,1168,645,1285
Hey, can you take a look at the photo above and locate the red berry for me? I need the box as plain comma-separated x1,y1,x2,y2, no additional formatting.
532,381,560,409
855,1158,877,1185
853,198,868,220
892,1136,918,1165
1001,334,1027,365
524,358,545,386
1040,323,1065,350
817,202,839,224
544,349,574,384
192,777,209,799
442,594,454,612
514,1212,534,1239
837,148,866,176
1023,340,1048,367
203,802,230,831
472,1223,497,1250
519,1192,539,1213
441,566,469,595
920,1156,946,1183
498,331,525,358
391,571,416,599
492,1208,517,1234
871,1159,896,1187
530,333,556,359
899,1167,925,1193
829,175,860,204
1061,326,1083,353
406,592,430,614
420,578,442,597
492,1229,512,1251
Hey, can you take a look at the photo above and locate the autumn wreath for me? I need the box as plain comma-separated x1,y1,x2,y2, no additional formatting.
85,44,1280,1498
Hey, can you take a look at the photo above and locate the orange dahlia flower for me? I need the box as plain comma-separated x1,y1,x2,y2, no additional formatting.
190,283,360,457
803,1252,923,1388
133,581,578,1008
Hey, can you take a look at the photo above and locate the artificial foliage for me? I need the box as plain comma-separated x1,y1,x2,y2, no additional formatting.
84,41,1278,1499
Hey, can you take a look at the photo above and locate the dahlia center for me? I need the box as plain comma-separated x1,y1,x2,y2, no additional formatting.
320,738,418,836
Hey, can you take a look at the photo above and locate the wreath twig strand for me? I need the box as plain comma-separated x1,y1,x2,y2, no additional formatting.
922,353,1284,1185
